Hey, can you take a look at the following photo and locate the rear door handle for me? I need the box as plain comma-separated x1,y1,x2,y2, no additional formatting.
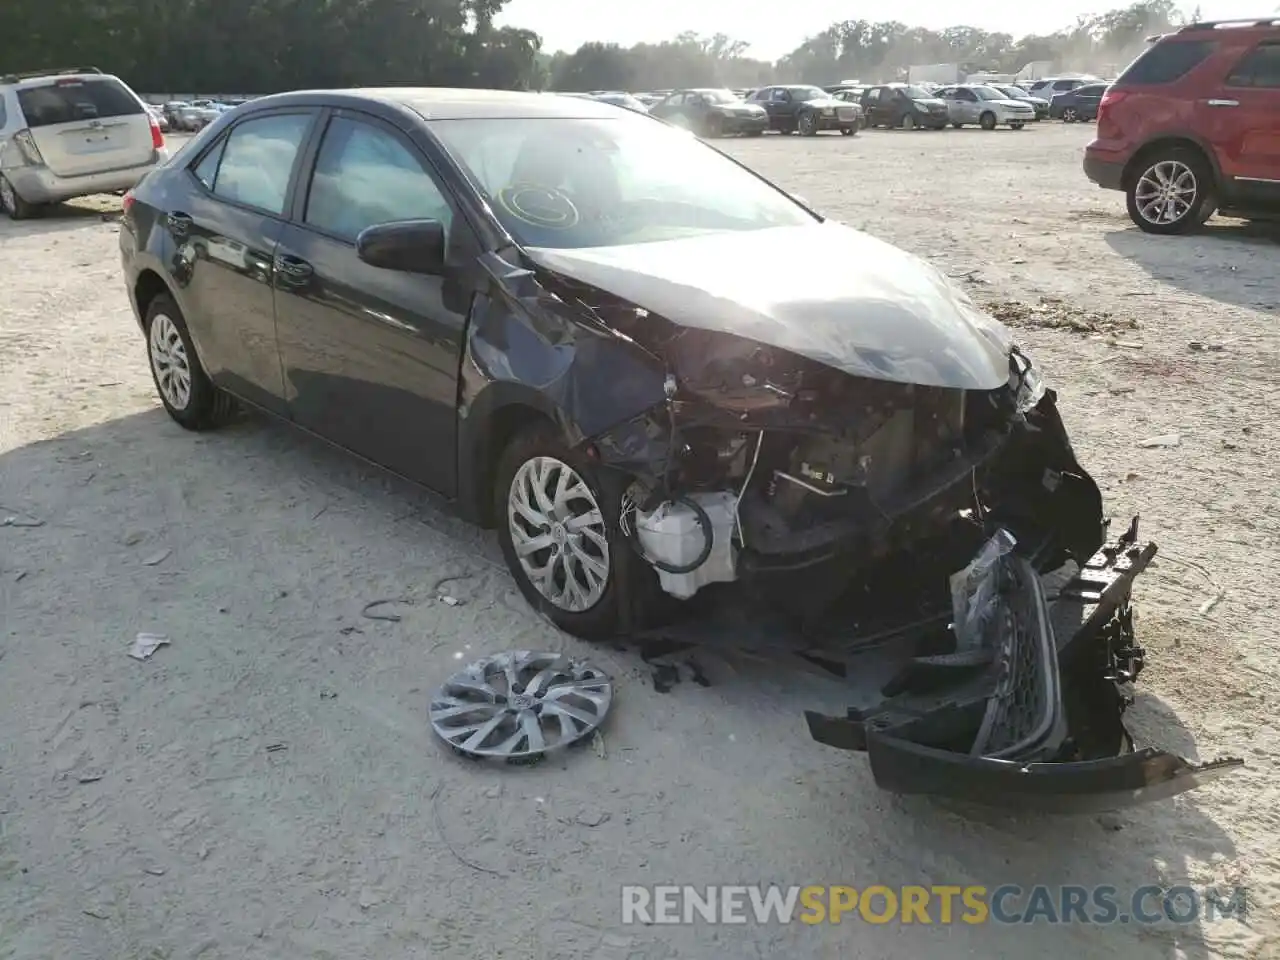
1207,99,1239,107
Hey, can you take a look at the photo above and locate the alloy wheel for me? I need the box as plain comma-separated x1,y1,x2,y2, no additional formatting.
1063,107,1078,122
507,456,610,612
148,313,192,410
1134,160,1198,227
0,178,13,214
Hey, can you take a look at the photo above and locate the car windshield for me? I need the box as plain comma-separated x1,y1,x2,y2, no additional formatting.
790,86,828,101
1003,86,1030,96
430,116,816,250
972,86,1005,100
17,77,143,128
698,89,739,104
903,85,932,99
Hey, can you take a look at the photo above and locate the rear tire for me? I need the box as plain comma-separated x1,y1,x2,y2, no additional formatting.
839,125,855,136
1125,147,1214,236
1062,107,1079,123
1011,122,1025,130
0,175,39,220
144,294,238,430
980,111,997,130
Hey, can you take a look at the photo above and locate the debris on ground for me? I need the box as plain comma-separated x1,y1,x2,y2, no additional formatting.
1199,591,1226,616
141,548,171,567
428,651,613,762
1,507,45,528
128,633,170,661
984,296,1140,337
361,598,411,622
1188,341,1227,352
438,595,463,607
1138,434,1181,449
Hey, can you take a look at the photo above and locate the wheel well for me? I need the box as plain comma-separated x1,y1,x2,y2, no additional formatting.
1122,138,1214,191
133,270,169,326
475,404,554,528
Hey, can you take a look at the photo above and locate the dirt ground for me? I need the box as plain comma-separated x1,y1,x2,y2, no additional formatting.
1,122,1278,959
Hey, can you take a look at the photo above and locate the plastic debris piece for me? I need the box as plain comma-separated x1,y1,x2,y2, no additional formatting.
362,598,410,622
129,633,170,661
949,528,1017,652
1,508,44,528
1138,434,1180,448
142,548,171,566
1198,591,1225,616
438,595,463,607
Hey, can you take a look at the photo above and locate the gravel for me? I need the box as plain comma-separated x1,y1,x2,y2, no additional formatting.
1,122,1277,958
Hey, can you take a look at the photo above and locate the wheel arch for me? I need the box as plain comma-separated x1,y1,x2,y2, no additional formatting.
1121,135,1221,193
133,268,172,332
456,382,560,528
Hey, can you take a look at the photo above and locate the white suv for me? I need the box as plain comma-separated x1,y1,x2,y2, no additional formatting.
0,67,167,220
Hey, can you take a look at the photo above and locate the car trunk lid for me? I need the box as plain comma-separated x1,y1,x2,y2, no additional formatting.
17,76,154,177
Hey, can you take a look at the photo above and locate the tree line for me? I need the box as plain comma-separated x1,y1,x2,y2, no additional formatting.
0,0,1190,95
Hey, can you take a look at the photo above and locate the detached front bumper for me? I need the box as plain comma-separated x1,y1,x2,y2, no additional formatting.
805,520,1244,811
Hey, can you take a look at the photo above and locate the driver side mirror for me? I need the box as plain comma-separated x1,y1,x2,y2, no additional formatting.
356,219,446,275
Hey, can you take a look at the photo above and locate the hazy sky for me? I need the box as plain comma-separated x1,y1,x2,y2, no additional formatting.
494,0,1241,60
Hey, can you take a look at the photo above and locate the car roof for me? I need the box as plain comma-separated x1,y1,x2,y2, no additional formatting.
238,87,629,120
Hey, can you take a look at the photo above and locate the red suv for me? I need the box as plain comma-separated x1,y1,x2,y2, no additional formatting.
1084,18,1280,234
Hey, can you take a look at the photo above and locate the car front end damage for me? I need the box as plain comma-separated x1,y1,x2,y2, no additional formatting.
465,226,1242,811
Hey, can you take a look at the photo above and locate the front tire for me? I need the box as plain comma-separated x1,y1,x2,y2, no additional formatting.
839,125,855,136
798,111,819,136
1125,148,1214,236
980,111,997,130
144,294,237,430
495,425,638,639
0,175,39,220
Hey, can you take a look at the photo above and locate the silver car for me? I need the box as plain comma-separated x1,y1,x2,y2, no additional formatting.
0,68,167,219
936,85,1037,130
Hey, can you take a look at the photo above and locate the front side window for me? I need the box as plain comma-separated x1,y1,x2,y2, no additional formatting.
211,113,311,214
17,77,144,128
305,116,454,242
1227,42,1280,88
431,115,816,250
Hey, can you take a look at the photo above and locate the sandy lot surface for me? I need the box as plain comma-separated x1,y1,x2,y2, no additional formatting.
1,122,1277,959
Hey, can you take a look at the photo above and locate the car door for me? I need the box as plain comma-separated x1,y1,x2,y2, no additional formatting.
271,109,473,497
937,87,961,122
169,109,317,412
649,92,684,123
1212,39,1280,195
860,87,881,125
1073,84,1106,118
769,88,797,129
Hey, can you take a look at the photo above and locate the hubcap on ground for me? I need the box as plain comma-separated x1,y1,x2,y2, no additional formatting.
507,456,610,612
1135,160,1197,225
148,313,192,410
429,651,613,760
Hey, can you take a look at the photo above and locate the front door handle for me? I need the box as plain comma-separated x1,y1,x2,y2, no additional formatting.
274,255,313,283
1206,99,1239,107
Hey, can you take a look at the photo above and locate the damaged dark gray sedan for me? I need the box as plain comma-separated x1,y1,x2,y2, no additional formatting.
119,88,1241,811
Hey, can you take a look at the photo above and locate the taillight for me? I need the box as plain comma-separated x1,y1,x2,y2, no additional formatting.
122,190,136,215
149,115,165,150
12,129,44,166
1097,89,1128,126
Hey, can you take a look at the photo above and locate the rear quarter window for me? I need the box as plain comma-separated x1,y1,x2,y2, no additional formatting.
17,77,144,128
1117,39,1215,85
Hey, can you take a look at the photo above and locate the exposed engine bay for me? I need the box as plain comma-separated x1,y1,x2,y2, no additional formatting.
466,245,1244,812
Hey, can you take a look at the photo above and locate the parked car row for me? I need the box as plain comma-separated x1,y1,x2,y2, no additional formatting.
0,66,167,219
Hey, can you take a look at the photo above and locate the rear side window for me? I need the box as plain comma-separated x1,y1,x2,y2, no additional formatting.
17,78,143,128
1118,39,1215,84
1226,42,1280,88
210,113,311,215
192,137,226,189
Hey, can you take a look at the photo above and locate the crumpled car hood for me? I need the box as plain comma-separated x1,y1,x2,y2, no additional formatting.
525,223,1013,390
